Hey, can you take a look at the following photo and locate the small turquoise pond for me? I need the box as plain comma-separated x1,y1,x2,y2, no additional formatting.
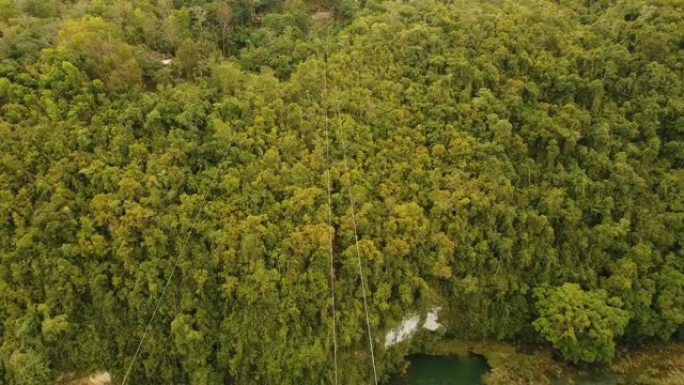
390,355,489,385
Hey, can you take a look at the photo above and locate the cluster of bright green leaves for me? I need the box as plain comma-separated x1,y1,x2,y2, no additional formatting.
0,0,683,384
532,283,629,363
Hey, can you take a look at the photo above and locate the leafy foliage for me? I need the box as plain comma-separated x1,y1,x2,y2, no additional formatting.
533,283,629,363
0,0,682,383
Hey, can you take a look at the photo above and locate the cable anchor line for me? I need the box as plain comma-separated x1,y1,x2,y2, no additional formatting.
322,26,378,384
120,149,230,385
335,106,379,385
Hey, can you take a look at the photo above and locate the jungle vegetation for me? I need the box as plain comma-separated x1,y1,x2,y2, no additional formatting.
0,0,682,384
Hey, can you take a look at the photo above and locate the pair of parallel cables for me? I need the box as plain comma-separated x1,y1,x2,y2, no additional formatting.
121,44,378,385
322,41,378,385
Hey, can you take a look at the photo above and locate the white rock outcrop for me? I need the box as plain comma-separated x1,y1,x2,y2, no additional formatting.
55,370,111,385
88,372,111,385
384,314,421,347
384,307,443,347
422,307,443,331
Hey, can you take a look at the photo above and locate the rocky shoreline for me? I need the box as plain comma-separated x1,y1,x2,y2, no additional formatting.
415,340,684,385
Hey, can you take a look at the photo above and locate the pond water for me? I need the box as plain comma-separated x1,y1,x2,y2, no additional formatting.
390,355,489,385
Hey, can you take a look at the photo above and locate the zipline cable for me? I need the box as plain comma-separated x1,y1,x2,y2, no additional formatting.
120,151,230,385
322,34,339,385
335,105,378,385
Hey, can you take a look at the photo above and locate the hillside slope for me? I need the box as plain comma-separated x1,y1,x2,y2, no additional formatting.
0,0,682,384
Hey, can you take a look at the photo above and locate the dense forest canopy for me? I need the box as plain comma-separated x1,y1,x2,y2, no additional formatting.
0,0,683,384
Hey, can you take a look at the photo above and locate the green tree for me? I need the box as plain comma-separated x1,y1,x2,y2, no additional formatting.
533,283,629,363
